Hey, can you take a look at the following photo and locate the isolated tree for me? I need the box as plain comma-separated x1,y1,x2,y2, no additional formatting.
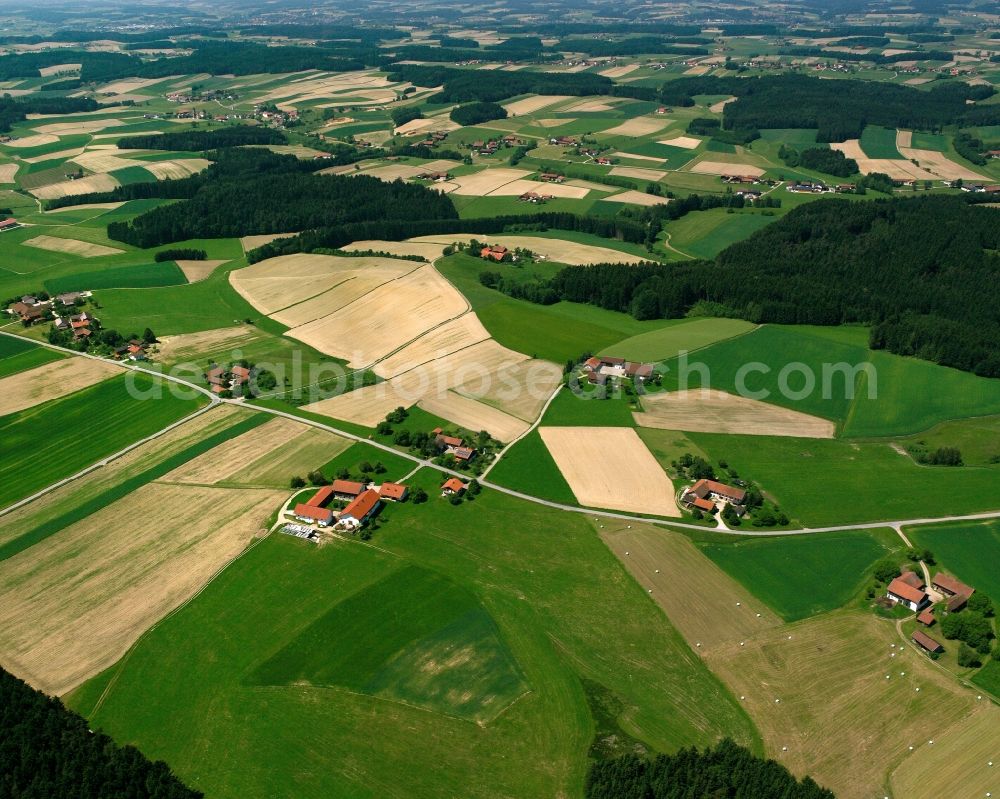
289,475,306,489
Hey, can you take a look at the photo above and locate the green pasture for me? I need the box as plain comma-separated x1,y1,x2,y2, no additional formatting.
664,209,778,259
0,372,205,511
660,324,1000,437
600,318,756,362
688,431,1000,527
486,428,579,505
317,441,414,484
695,529,902,621
70,470,756,799
892,415,1000,468
906,520,1000,600
860,125,902,159
109,165,157,186
0,340,64,378
45,261,186,294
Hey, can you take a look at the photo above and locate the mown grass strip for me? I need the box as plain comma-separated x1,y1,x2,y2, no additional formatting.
0,412,269,562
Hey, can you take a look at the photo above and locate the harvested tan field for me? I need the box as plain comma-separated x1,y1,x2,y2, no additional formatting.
709,96,737,113
602,117,672,137
610,151,665,163
229,253,372,314
33,118,124,135
153,326,263,364
304,382,414,427
419,391,529,442
46,201,123,213
684,65,711,75
486,178,590,199
393,117,440,136
270,259,420,328
0,163,17,183
565,98,619,112
30,173,119,200
239,232,298,252
22,146,86,164
175,259,228,282
22,235,123,257
689,160,765,177
534,117,572,128
882,49,914,57
539,426,679,516
0,357,119,416
890,705,1000,799
601,523,782,651
896,129,913,148
411,233,647,265
70,151,146,173
566,178,619,192
609,165,667,181
0,482,283,695
94,77,165,94
287,264,468,366
896,146,989,181
163,417,332,485
374,313,490,378
5,134,59,148
599,64,640,78
703,612,977,799
446,167,532,196
904,77,934,85
603,189,669,206
142,158,211,180
38,63,81,76
658,135,702,149
502,95,571,115
355,163,428,182
830,140,939,181
454,357,563,422
340,239,445,260
229,425,351,487
634,390,835,438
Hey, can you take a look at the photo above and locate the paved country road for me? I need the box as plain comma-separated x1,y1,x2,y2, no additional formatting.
3,329,1000,537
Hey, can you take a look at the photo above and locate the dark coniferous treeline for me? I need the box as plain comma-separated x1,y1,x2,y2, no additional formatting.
488,196,1000,377
116,126,286,151
659,74,998,140
0,95,101,132
386,63,615,103
96,149,457,248
0,667,202,799
586,739,834,799
450,101,508,125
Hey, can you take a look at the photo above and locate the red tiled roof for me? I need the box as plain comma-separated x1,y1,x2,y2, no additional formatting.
691,496,715,512
441,477,465,493
911,630,942,653
294,503,333,524
437,434,463,448
898,571,924,590
331,479,364,496
379,482,408,501
342,488,380,521
887,577,927,605
917,609,935,626
583,356,601,370
452,447,475,461
690,479,746,502
932,573,974,597
308,485,335,508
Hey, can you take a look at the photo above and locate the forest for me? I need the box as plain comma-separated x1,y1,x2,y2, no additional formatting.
450,101,508,125
779,145,858,177
387,63,615,103
0,667,201,799
487,195,1000,377
100,150,457,247
0,94,101,132
658,74,999,140
116,126,287,151
585,740,834,799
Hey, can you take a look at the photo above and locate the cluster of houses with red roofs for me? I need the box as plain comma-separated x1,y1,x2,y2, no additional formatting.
204,363,252,395
582,355,656,387
290,479,406,531
885,570,977,654
681,479,747,515
480,244,510,262
8,292,96,340
432,427,477,462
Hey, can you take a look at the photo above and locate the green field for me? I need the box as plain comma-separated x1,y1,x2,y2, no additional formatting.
44,261,187,294
601,317,756,361
860,125,902,159
0,337,64,378
0,373,205,510
252,565,528,722
688,431,1000,526
660,324,1000,437
70,470,757,799
665,209,777,259
696,529,901,621
906,520,1000,600
109,165,158,186
437,253,672,363
487,428,579,505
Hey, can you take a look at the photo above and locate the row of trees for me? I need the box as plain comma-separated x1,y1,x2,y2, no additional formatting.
450,101,508,126
0,667,201,798
586,739,834,799
116,126,286,151
779,145,859,177
482,195,1000,377
0,94,101,133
